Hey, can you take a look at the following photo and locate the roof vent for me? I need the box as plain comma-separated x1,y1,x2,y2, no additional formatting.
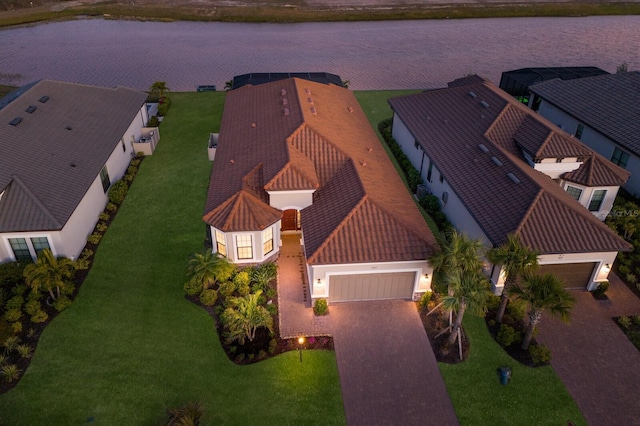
281,89,286,96
304,88,311,95
39,95,49,103
251,122,257,128
65,125,72,131
468,91,477,98
282,98,288,106
284,108,290,116
348,106,354,113
491,156,503,166
480,100,490,108
478,144,489,153
26,105,37,114
360,160,367,167
307,97,313,104
9,117,22,126
507,172,520,184
310,107,317,115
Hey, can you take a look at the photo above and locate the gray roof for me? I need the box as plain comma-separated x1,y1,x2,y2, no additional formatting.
529,71,640,156
389,77,631,255
0,80,147,232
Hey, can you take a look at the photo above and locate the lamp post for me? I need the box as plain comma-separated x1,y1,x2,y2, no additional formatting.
298,336,305,363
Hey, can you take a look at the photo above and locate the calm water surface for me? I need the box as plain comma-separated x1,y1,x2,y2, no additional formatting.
0,16,639,90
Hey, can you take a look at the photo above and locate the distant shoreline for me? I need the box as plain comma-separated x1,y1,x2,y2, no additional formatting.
1,1,640,28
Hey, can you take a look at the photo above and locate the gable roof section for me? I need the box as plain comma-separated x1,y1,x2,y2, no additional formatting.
529,71,640,156
514,115,592,160
563,154,630,187
0,175,62,232
389,77,631,254
204,78,436,264
0,80,147,232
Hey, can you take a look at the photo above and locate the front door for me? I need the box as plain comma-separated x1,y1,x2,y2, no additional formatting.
281,209,300,231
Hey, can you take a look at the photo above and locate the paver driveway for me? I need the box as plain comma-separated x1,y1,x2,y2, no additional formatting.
537,273,640,425
330,300,459,426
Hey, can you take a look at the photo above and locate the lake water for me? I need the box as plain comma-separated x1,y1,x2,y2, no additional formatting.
0,16,639,90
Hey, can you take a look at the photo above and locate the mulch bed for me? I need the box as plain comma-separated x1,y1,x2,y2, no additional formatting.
0,156,144,395
187,290,333,365
417,302,469,364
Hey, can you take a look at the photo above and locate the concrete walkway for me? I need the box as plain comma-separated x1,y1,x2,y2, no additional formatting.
277,235,459,425
537,273,640,425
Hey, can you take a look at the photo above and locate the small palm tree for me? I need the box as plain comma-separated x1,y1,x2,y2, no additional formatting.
150,81,170,101
221,290,273,345
166,400,204,426
187,251,234,290
429,229,485,288
510,273,575,350
23,249,75,301
487,234,539,323
443,271,491,345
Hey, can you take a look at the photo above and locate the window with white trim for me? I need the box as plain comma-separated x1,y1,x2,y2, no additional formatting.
611,147,630,169
236,234,253,260
215,230,227,257
30,237,51,256
565,185,582,201
589,189,607,212
8,238,31,261
263,227,273,256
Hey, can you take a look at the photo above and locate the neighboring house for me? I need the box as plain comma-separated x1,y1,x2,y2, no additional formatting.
528,71,640,197
0,80,150,263
203,77,437,303
389,76,632,292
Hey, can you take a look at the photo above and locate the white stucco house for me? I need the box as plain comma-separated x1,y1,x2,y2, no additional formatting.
528,71,640,198
203,77,437,303
389,76,631,292
0,80,151,263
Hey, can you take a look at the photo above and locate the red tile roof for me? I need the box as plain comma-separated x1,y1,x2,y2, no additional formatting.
204,78,436,264
389,78,631,254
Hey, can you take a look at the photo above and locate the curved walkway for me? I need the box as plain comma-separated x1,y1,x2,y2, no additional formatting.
278,235,459,425
537,273,640,425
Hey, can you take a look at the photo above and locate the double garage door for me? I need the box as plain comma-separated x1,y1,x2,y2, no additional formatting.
538,262,597,289
328,272,416,302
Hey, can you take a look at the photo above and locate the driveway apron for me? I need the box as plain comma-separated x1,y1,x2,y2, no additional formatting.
537,273,640,425
330,300,459,426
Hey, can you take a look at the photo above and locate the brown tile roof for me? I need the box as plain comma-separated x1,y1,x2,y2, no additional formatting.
0,80,147,232
529,71,640,156
204,78,436,264
514,115,592,160
389,77,631,254
563,154,630,187
202,189,282,232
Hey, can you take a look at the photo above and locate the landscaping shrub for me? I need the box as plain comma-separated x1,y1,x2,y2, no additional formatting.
108,179,128,205
10,321,22,335
53,296,72,312
268,338,277,354
99,212,110,222
30,310,48,324
2,336,20,354
106,202,118,212
634,315,640,326
5,295,24,311
529,344,552,365
147,115,159,127
95,222,108,233
11,284,27,297
24,299,41,316
497,324,521,347
592,281,609,298
16,344,32,359
74,258,90,271
418,291,432,308
626,273,637,285
1,364,21,383
266,303,277,316
265,288,277,300
377,118,423,193
87,232,102,245
628,330,640,349
233,271,250,287
157,97,171,116
4,309,22,323
313,298,328,316
219,281,236,298
237,283,250,297
618,316,632,329
183,278,203,296
486,294,501,311
0,261,29,289
199,289,218,306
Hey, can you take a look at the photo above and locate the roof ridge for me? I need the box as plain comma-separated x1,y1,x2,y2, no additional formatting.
535,128,554,157
9,175,63,229
514,188,544,238
306,193,368,264
483,103,512,140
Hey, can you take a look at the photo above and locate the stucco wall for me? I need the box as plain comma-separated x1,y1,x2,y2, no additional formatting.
211,221,281,264
538,251,619,291
267,191,314,210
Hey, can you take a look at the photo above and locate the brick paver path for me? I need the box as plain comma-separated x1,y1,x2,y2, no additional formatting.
331,301,459,426
278,235,459,425
537,273,640,425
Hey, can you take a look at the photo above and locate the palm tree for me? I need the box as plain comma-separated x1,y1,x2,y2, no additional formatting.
23,249,75,301
510,273,575,350
149,81,170,101
428,229,485,286
221,290,273,345
187,251,234,290
166,401,204,426
487,234,539,323
442,271,491,346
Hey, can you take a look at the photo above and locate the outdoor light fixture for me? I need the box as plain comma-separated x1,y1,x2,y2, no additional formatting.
605,264,611,270
317,278,321,285
298,336,305,363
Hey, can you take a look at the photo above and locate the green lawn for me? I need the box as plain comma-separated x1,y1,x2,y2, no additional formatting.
0,92,345,425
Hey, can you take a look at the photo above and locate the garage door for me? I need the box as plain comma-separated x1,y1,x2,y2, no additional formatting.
539,263,597,289
329,272,416,302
